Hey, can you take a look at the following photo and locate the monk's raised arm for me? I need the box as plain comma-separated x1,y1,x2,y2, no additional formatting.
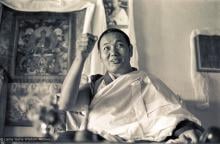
59,33,97,110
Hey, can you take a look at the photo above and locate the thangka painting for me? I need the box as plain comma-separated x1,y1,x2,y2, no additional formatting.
10,12,74,83
3,7,86,126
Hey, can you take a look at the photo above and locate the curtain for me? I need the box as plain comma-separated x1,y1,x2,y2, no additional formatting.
0,67,8,136
190,29,210,109
0,3,2,24
0,0,95,12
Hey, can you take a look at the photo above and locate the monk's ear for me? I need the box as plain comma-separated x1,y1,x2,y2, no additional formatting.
129,44,133,57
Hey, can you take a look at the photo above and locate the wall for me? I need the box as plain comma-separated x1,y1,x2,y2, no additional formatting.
134,0,220,128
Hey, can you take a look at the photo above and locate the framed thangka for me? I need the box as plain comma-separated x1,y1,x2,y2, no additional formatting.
103,0,128,32
195,34,220,72
3,7,85,126
10,12,75,83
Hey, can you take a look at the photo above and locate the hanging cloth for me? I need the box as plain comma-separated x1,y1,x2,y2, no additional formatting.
190,29,212,109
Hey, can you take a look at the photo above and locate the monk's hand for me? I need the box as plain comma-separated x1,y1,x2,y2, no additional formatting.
166,129,198,144
76,33,97,59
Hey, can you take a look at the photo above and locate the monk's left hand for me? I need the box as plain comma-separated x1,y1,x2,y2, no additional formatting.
166,129,198,144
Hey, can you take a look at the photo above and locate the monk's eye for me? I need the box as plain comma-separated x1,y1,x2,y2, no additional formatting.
116,43,125,48
103,46,110,51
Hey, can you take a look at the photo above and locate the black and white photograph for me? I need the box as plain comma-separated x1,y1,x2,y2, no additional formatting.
103,0,128,28
0,0,220,143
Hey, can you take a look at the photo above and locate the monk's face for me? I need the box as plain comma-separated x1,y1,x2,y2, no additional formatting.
99,32,132,75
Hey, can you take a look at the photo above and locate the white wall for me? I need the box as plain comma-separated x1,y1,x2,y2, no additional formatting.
134,0,220,128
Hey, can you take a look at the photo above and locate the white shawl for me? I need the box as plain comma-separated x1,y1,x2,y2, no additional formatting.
86,70,200,142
